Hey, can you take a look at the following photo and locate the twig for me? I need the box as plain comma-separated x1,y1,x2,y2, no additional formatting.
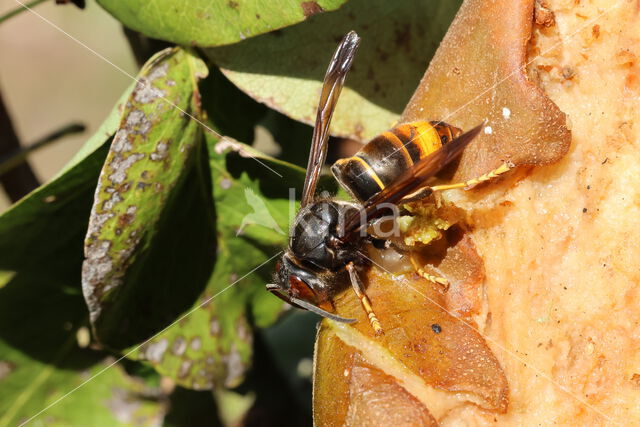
0,122,85,176
0,0,47,25
0,91,40,202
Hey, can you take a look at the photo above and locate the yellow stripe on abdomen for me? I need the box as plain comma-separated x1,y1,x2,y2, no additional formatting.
351,156,385,189
382,131,414,166
410,122,443,158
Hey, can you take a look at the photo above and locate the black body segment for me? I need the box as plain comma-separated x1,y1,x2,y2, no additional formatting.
290,200,362,271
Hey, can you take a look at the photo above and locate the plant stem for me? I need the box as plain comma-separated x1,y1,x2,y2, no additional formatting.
0,122,85,176
0,91,40,202
0,0,48,25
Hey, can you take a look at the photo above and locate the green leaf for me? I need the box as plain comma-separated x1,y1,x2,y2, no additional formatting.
127,133,305,390
96,0,350,47
0,339,165,426
0,55,169,425
163,387,223,426
0,76,168,426
81,47,213,349
257,109,314,168
199,65,268,144
207,0,462,141
0,267,165,427
0,271,14,289
0,81,133,273
81,49,302,389
212,136,305,245
0,147,108,275
208,137,300,327
0,346,165,426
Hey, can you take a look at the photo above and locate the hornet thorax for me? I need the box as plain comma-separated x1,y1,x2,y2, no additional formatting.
289,199,363,272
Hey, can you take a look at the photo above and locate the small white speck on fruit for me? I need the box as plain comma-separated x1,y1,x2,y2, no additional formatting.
502,107,511,119
343,368,349,377
484,126,493,135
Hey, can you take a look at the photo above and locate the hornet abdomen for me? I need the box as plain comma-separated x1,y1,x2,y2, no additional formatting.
331,121,462,202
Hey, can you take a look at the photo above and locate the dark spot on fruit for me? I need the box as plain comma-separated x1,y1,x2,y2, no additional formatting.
394,25,411,50
631,373,640,388
534,0,556,27
562,66,575,80
228,1,238,9
367,66,374,79
301,1,324,18
431,323,442,334
376,46,389,62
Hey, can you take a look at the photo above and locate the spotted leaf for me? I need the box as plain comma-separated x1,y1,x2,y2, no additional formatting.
127,132,307,389
81,47,212,349
96,0,350,47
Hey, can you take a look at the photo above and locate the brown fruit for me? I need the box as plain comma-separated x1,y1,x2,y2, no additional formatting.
314,0,640,424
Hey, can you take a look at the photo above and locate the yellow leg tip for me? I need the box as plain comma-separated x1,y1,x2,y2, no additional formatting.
433,277,449,286
437,161,514,192
372,321,384,336
417,270,450,290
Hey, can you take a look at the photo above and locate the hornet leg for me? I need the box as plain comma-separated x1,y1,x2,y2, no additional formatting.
410,254,449,290
431,161,513,192
399,187,433,204
346,262,383,336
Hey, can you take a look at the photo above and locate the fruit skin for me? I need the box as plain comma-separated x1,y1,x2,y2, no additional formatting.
403,0,571,181
403,0,640,424
313,240,508,425
314,0,640,424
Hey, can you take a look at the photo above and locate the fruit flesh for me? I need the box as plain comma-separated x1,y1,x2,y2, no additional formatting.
429,0,640,424
314,0,640,424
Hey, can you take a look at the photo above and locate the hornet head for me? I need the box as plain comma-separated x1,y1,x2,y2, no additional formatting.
267,252,356,323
